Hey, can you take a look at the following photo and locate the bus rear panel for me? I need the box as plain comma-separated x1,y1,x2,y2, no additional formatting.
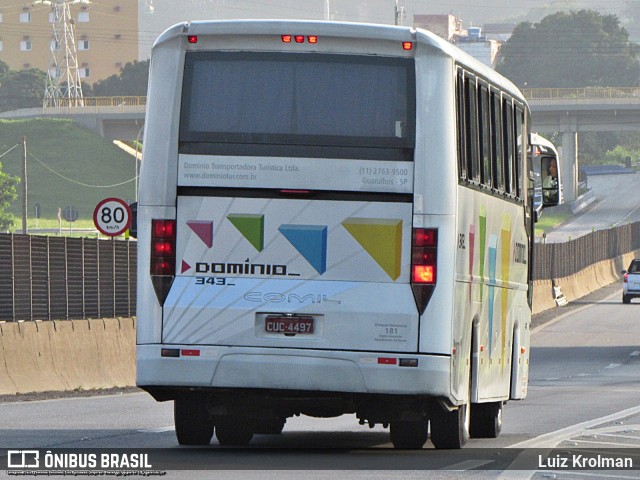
137,20,532,449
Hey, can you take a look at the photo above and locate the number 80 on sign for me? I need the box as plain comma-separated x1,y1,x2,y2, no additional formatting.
93,198,132,237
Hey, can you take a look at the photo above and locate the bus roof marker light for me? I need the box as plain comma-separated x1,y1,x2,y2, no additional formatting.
402,41,413,51
295,35,305,43
281,35,292,43
308,35,318,44
187,35,198,44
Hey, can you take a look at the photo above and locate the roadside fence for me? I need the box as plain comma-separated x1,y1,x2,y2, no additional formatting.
534,221,640,280
0,221,639,321
0,234,136,321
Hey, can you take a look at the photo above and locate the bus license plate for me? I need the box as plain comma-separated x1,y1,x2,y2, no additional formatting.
265,316,314,335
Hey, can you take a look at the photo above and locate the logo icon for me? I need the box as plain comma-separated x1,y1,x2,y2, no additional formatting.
8,450,39,468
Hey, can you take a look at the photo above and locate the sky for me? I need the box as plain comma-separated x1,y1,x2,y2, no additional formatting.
137,0,634,59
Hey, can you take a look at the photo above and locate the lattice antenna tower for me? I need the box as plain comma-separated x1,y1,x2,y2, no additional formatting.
35,0,89,107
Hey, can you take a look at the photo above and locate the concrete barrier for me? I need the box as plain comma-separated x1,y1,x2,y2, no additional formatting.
0,246,636,394
0,317,135,395
532,249,640,315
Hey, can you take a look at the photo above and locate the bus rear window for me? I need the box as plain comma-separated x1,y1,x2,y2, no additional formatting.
180,52,415,148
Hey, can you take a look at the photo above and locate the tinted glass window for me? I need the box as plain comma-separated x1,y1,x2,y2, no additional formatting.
180,52,415,148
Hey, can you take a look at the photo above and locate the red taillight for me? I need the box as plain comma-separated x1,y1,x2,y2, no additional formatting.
411,228,437,285
151,219,176,276
153,240,174,256
413,265,436,283
411,228,437,315
402,41,413,51
413,228,437,247
151,258,174,276
153,219,175,238
187,35,198,44
624,273,629,283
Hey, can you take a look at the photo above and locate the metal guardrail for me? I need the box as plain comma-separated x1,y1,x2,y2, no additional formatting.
42,91,640,108
42,96,147,114
44,96,147,108
522,87,640,100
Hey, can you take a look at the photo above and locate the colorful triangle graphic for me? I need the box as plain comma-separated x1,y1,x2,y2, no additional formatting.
187,221,213,248
278,224,327,274
227,214,264,251
181,260,191,274
342,218,403,280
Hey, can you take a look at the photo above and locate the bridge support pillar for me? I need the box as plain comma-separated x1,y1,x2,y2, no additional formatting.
560,126,578,202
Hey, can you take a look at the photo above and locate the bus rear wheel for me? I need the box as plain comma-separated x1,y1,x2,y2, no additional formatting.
174,396,214,446
470,401,503,438
254,416,286,435
430,402,470,449
215,416,254,446
390,418,429,449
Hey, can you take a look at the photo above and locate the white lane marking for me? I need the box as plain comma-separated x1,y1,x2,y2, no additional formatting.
534,472,640,480
446,460,496,470
567,438,640,447
509,404,640,448
598,433,640,441
497,406,640,480
605,363,622,369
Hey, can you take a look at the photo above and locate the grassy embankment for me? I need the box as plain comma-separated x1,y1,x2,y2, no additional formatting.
535,207,572,238
0,118,572,238
0,118,137,234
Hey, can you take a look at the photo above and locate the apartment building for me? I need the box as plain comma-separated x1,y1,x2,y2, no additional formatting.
0,0,139,83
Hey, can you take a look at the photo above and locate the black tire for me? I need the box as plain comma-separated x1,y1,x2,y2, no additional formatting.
470,401,503,438
215,416,254,446
253,417,286,435
623,294,631,304
174,396,214,446
430,402,470,449
390,418,429,449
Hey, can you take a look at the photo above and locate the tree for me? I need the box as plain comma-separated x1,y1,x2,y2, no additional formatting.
0,68,47,112
0,161,19,231
496,10,640,88
0,60,9,77
92,60,150,96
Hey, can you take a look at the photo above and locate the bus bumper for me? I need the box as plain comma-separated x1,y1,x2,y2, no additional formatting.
136,344,451,397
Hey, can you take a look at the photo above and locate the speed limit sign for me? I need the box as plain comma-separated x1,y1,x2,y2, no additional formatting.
94,198,132,236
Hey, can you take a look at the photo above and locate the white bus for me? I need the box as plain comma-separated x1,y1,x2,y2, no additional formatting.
136,20,560,449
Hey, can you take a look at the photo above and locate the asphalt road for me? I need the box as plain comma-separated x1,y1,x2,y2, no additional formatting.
545,172,640,242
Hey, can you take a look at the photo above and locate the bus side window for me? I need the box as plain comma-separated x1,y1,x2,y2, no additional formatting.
514,105,525,200
456,70,467,182
464,76,480,183
491,90,504,193
478,84,491,189
502,99,514,196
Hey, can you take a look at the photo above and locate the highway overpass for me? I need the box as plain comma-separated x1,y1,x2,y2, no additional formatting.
0,96,146,142
525,87,640,201
3,88,640,201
